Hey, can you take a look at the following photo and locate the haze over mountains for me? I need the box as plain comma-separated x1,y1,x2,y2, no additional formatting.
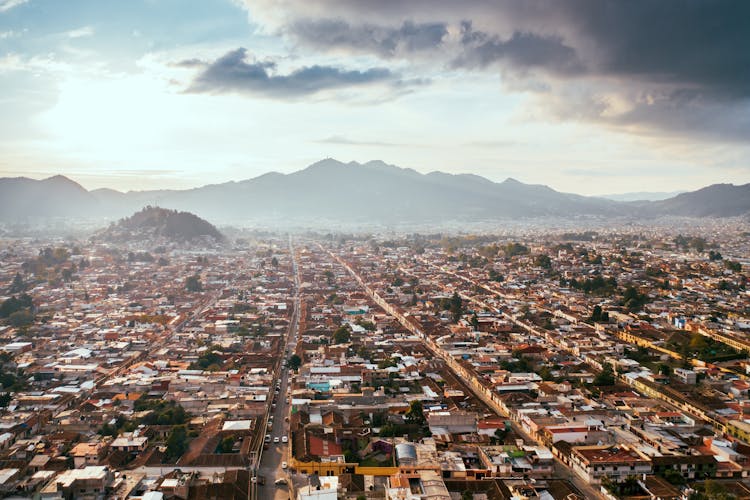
1,159,749,226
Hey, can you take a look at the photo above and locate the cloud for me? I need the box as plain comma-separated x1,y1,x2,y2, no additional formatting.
453,22,584,76
237,0,750,141
67,26,95,39
289,19,448,58
0,0,28,13
183,48,405,98
315,135,403,147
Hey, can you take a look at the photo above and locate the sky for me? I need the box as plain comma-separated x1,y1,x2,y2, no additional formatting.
0,0,748,195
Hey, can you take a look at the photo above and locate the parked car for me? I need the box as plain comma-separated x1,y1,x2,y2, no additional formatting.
281,461,288,469
282,436,288,443
274,478,288,486
274,437,280,444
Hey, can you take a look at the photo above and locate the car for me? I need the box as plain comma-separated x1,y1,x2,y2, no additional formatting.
281,461,288,469
274,478,288,486
282,436,288,443
264,435,271,443
274,437,280,444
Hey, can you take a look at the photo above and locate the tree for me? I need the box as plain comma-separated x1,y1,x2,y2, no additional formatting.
0,294,33,319
185,275,202,292
7,273,25,294
470,314,479,330
493,427,508,444
590,305,609,323
534,254,552,269
622,285,648,312
689,332,708,352
333,326,351,344
288,354,302,371
218,436,235,453
593,363,615,386
165,426,187,461
406,400,425,425
725,260,742,272
8,310,34,328
450,292,463,323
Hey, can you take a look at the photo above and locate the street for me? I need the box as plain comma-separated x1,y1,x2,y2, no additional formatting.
256,237,299,500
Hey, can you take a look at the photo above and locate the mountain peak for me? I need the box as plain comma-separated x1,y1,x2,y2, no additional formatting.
42,174,87,191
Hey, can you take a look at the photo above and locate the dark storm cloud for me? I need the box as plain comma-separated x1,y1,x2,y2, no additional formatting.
453,21,585,76
564,0,750,98
289,19,449,58
185,48,398,98
252,0,750,139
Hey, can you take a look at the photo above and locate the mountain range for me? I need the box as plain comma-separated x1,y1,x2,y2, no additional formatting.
1,159,748,225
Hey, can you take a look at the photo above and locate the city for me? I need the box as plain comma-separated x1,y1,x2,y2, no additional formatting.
0,218,748,499
1,1,748,499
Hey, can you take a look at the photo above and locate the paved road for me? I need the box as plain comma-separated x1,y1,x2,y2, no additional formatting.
256,238,300,500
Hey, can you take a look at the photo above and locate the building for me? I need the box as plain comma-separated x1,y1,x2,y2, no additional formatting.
297,475,338,500
569,445,651,484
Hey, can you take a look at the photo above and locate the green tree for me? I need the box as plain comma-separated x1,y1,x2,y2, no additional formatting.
470,313,479,330
689,332,709,352
450,292,463,323
288,354,302,371
165,426,187,461
406,400,425,425
534,254,552,269
8,310,34,328
7,273,25,294
333,326,351,344
593,363,616,386
0,294,33,319
590,305,609,323
185,275,202,292
218,436,235,454
622,285,648,312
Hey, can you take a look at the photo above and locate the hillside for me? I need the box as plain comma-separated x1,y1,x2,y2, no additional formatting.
648,183,750,217
0,175,99,221
95,206,224,243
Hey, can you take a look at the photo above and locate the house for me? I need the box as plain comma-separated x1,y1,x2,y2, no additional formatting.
71,442,107,468
110,435,148,454
569,445,651,484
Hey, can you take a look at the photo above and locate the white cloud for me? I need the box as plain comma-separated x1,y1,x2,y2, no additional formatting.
67,26,95,38
0,0,29,13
